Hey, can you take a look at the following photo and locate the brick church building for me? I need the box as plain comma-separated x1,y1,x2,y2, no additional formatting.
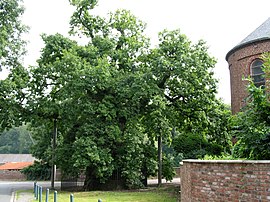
226,18,270,114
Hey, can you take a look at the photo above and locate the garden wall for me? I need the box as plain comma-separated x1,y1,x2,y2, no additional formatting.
0,170,27,180
180,160,270,202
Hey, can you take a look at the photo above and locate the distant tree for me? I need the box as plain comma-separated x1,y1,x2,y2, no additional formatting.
231,53,270,159
0,125,33,154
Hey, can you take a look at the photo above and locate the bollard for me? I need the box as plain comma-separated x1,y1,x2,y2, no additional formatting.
70,194,74,202
54,190,57,202
98,199,102,202
36,185,39,200
39,186,42,202
45,188,49,202
34,182,37,199
33,181,36,194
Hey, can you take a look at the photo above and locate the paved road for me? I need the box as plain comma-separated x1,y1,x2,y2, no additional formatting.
0,181,33,202
148,177,180,185
0,181,60,202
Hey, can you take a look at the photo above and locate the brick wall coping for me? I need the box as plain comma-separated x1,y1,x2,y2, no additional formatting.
182,159,270,164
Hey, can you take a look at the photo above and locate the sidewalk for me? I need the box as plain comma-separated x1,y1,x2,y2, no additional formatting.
14,192,33,202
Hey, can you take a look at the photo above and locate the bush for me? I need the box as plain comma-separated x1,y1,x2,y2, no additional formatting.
162,154,176,181
21,161,51,180
173,133,223,159
203,153,241,160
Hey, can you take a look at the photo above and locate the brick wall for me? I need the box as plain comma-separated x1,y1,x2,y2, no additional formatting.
0,169,61,181
227,39,270,114
180,160,270,202
0,170,27,181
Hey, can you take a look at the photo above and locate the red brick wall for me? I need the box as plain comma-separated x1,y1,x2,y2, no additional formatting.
180,160,270,202
227,40,270,114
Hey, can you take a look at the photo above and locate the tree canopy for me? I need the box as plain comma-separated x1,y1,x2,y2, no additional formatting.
0,0,28,130
0,0,27,71
1,0,230,190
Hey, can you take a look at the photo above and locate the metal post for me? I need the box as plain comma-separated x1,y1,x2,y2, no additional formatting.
33,181,36,193
98,199,102,202
70,194,74,202
54,190,57,202
34,182,37,199
45,188,49,202
39,186,42,202
51,118,57,189
36,185,39,200
158,135,162,186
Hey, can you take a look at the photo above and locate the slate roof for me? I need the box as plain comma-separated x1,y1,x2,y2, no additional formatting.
0,154,36,163
226,18,270,61
0,162,33,170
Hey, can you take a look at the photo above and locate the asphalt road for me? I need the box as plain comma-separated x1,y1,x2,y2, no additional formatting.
0,181,32,202
0,181,60,202
148,177,180,185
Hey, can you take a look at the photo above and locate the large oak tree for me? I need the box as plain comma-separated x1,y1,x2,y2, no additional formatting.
1,0,229,190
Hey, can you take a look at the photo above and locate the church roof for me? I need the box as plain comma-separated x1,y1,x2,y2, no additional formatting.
226,17,270,61
0,162,33,170
0,154,35,163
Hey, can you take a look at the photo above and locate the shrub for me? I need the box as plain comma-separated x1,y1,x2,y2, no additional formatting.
173,133,223,159
21,161,51,180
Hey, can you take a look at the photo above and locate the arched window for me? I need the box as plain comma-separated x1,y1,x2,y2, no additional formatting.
251,59,265,87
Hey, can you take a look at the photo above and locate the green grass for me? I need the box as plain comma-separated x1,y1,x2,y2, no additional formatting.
31,185,179,202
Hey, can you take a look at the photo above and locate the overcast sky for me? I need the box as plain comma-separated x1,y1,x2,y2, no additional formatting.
5,0,270,104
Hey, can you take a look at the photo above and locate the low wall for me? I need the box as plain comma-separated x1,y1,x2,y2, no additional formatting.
0,170,27,181
0,169,62,181
180,160,270,202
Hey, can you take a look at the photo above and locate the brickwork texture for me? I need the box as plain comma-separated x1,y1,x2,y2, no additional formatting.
227,40,270,114
0,170,27,180
181,160,270,202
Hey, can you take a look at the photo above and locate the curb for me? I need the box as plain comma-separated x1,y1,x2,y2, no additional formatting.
10,191,15,202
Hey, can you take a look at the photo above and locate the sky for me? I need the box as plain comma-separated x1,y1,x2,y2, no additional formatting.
4,0,270,104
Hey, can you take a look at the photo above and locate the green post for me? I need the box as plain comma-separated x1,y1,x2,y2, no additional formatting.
70,194,74,202
54,190,57,202
45,188,49,202
39,186,42,202
36,185,39,200
34,182,37,199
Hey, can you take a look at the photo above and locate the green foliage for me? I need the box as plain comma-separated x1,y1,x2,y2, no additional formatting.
0,125,33,154
21,161,51,180
203,153,242,160
1,0,230,190
162,154,176,181
0,0,27,70
162,144,183,167
173,133,223,159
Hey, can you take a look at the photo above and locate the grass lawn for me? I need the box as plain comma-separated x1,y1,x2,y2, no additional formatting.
31,184,179,202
